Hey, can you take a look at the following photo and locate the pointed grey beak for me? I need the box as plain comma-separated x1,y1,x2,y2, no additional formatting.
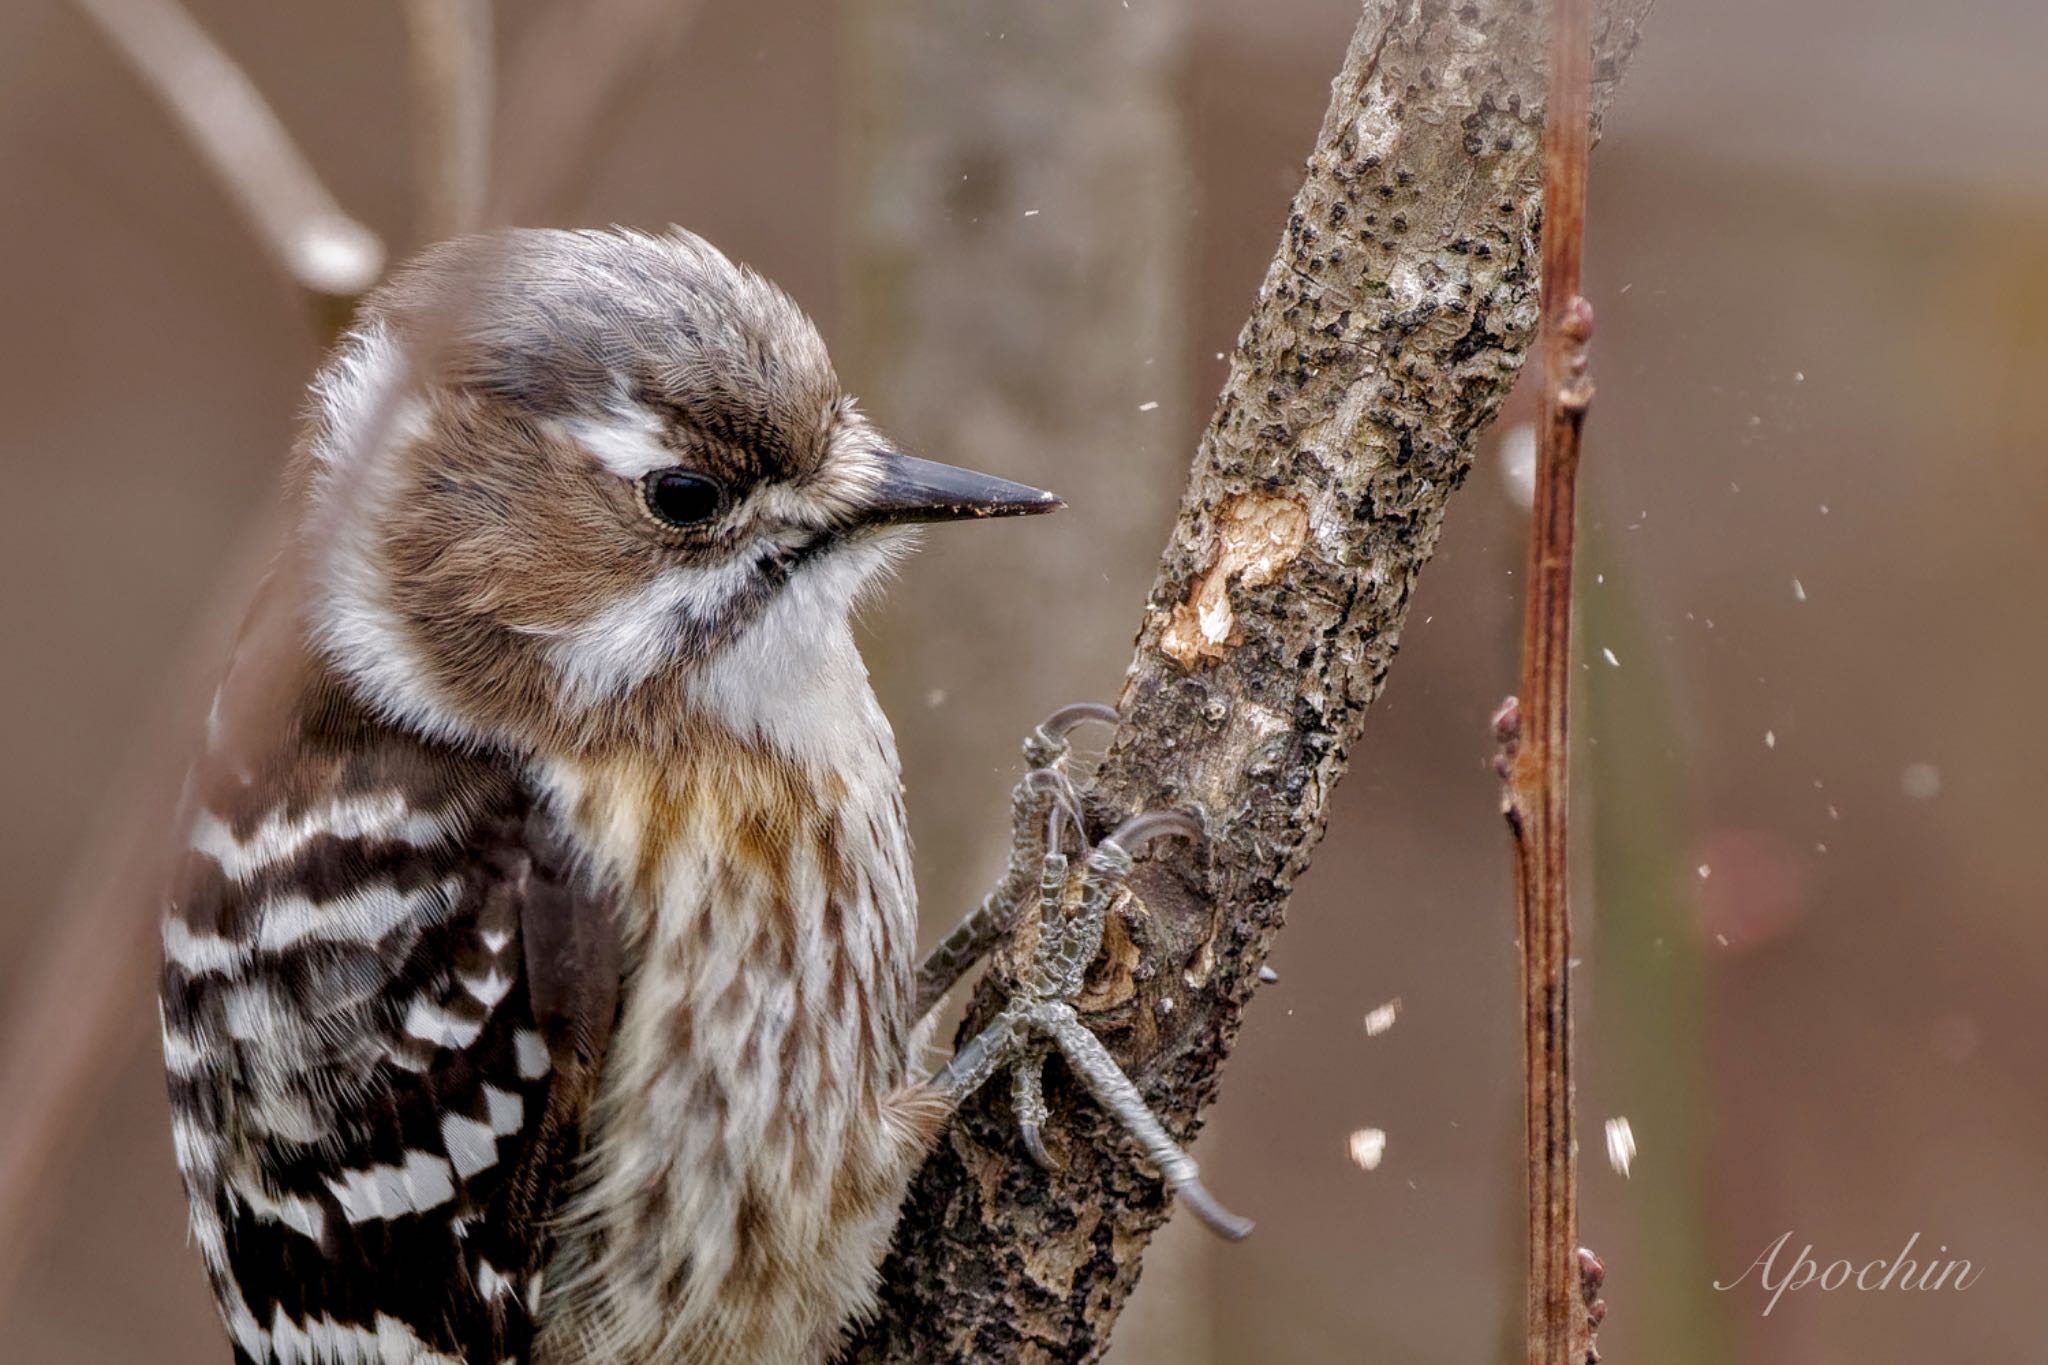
861,452,1063,526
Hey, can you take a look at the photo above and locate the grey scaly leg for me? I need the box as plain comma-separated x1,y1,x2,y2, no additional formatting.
913,703,1114,1017
932,809,1254,1241
987,809,1077,1171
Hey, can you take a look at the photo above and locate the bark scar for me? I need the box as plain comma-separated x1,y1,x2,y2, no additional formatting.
1158,492,1310,667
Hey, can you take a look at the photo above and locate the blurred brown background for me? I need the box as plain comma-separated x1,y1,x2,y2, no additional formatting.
3,0,2045,1361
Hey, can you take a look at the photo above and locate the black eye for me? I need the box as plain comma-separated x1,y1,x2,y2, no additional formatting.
641,469,725,528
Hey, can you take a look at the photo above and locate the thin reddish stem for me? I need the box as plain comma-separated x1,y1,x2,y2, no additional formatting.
1500,0,1599,1362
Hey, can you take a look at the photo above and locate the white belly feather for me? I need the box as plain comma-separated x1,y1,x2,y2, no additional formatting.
533,626,927,1365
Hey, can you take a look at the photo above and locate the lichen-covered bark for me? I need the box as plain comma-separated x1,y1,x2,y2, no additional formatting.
847,3,1653,1360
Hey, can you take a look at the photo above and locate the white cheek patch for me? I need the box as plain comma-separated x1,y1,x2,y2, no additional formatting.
543,560,755,710
309,324,423,471
690,535,906,769
306,322,481,747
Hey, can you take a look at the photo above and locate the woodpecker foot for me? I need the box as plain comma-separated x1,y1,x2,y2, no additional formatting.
913,703,1117,1017
932,793,1253,1242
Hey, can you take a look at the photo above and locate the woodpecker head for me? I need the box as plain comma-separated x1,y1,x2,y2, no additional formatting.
297,227,1058,753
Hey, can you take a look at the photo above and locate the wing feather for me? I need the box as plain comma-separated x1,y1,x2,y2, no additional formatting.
160,682,621,1364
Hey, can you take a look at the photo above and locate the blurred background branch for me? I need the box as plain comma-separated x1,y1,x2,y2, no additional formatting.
68,0,385,311
402,0,493,242
839,0,1205,1355
0,530,264,1319
0,0,407,1316
0,0,491,1322
488,0,701,226
1579,520,1729,1362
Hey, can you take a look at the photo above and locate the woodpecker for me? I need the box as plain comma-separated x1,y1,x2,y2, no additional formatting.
160,227,1242,1365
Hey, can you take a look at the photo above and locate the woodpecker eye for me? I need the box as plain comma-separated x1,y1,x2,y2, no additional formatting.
641,469,725,528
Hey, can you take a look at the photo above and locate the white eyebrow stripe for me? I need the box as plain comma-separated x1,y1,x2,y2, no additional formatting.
559,407,675,479
748,459,880,529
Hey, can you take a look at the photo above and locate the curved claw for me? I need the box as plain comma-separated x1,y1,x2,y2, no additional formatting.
1044,792,1086,856
1021,768,1087,853
1173,1175,1255,1242
1026,704,1116,770
1104,809,1204,853
1018,1120,1058,1171
1038,702,1121,738
1011,1053,1059,1170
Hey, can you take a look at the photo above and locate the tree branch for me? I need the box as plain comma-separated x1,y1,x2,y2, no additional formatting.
0,525,271,1317
402,0,495,243
849,1,1652,1359
69,0,385,304
1497,1,1602,1362
487,0,701,225
2,0,400,1316
2,5,514,1323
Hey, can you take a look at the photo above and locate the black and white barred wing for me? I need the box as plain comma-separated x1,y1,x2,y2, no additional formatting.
160,749,619,1365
